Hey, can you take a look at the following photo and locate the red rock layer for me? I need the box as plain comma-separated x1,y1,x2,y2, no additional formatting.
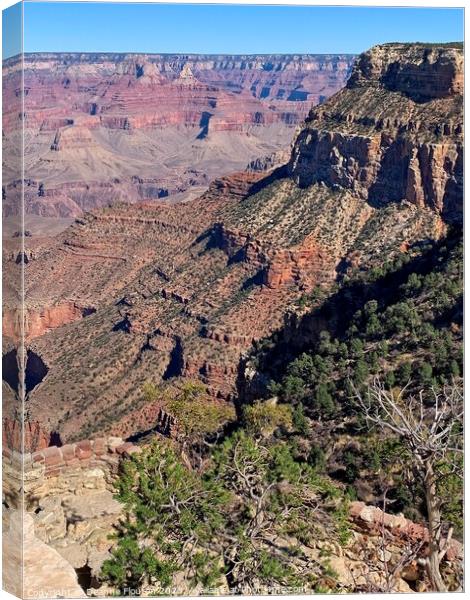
8,44,460,442
3,53,355,134
289,44,463,223
2,53,355,217
2,418,51,453
3,302,96,341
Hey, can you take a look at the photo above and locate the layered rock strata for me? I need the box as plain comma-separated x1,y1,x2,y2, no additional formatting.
2,52,355,218
2,43,462,442
289,43,463,223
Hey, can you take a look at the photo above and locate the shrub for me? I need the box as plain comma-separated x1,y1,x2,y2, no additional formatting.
243,401,293,436
102,432,347,594
101,442,227,593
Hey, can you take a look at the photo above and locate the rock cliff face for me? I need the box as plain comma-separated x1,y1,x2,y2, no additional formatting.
348,43,463,100
289,43,463,223
2,52,355,219
2,43,462,442
3,302,96,341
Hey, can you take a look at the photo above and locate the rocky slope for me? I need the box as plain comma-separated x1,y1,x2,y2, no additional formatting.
2,52,354,220
2,43,462,443
3,430,462,597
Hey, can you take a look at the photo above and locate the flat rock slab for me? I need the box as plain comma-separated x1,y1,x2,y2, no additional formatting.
62,490,122,520
55,542,88,569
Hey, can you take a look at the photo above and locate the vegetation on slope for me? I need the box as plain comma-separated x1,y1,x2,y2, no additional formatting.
102,428,350,595
101,230,463,594
255,228,462,414
246,228,463,525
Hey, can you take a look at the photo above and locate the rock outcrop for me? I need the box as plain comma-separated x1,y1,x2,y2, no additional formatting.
349,501,463,562
2,511,86,598
289,43,463,223
3,302,96,341
246,148,292,172
2,434,141,597
348,43,463,100
2,418,52,453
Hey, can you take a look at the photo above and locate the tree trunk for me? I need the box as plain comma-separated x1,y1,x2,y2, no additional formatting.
424,459,447,592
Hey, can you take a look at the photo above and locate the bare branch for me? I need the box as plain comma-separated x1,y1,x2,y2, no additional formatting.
351,378,463,592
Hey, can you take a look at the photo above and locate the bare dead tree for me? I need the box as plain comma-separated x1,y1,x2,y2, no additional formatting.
353,378,463,592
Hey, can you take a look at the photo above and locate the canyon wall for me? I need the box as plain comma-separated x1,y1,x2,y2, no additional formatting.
1,41,463,599
2,43,462,443
288,43,463,223
2,52,355,219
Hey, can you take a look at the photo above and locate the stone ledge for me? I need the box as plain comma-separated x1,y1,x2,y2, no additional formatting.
3,435,141,478
349,500,463,561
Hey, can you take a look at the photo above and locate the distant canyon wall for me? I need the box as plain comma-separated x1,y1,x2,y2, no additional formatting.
2,52,355,218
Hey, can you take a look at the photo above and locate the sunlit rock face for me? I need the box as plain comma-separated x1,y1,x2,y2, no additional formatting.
289,43,463,223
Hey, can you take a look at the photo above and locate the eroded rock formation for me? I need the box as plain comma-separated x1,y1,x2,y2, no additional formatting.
2,53,355,218
2,435,141,596
3,302,96,341
3,43,462,443
289,43,463,223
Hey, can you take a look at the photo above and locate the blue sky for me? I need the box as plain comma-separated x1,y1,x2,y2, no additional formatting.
3,2,22,58
3,2,464,58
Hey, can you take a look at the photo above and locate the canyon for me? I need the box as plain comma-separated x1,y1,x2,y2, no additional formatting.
2,42,462,443
1,42,463,598
2,52,354,222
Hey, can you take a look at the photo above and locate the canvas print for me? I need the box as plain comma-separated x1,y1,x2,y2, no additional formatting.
1,1,464,597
